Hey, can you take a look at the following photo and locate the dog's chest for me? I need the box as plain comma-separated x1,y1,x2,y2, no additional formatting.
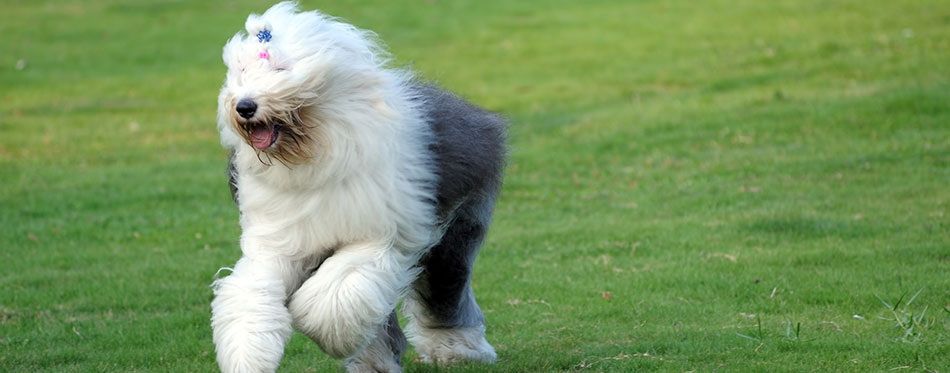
237,177,406,255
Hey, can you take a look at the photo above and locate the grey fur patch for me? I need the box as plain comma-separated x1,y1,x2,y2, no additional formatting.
413,83,507,219
227,151,239,203
413,199,494,327
411,83,506,327
384,311,407,364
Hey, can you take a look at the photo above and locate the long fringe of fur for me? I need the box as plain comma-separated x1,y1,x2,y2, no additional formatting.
211,3,502,372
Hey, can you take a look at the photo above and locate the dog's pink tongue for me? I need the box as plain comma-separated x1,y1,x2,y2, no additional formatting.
250,127,274,149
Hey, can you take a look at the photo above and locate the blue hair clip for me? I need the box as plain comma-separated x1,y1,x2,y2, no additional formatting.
257,29,272,43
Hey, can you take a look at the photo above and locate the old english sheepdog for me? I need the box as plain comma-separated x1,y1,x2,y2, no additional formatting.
209,2,506,372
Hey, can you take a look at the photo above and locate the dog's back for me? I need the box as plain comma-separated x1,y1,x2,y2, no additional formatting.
415,84,507,218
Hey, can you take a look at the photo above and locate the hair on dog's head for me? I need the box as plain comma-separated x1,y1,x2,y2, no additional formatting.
216,1,391,166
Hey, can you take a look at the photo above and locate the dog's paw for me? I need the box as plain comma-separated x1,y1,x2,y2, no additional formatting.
409,325,497,364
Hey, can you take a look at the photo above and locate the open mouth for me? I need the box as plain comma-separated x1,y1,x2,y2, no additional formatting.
246,122,280,150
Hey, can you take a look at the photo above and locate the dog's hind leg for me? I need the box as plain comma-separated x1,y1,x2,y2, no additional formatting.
343,311,406,373
403,197,497,364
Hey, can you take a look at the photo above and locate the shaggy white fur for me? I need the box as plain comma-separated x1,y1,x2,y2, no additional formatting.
402,294,497,364
210,3,501,373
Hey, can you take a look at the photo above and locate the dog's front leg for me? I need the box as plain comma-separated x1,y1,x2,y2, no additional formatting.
288,241,415,361
211,254,302,373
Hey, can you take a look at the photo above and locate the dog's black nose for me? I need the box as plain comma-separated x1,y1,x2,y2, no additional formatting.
236,99,257,119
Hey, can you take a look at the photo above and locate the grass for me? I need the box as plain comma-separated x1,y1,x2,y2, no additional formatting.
2,0,949,371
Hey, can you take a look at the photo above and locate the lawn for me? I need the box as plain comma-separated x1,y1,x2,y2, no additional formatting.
2,0,948,371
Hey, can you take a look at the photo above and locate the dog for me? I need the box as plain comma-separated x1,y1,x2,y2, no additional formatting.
209,2,506,372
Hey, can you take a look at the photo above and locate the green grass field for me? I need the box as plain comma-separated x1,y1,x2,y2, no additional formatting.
2,0,949,371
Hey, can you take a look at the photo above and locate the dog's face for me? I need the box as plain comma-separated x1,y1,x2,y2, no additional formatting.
217,4,334,165
217,3,393,167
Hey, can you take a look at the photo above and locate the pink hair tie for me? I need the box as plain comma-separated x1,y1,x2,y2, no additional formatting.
259,51,269,60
